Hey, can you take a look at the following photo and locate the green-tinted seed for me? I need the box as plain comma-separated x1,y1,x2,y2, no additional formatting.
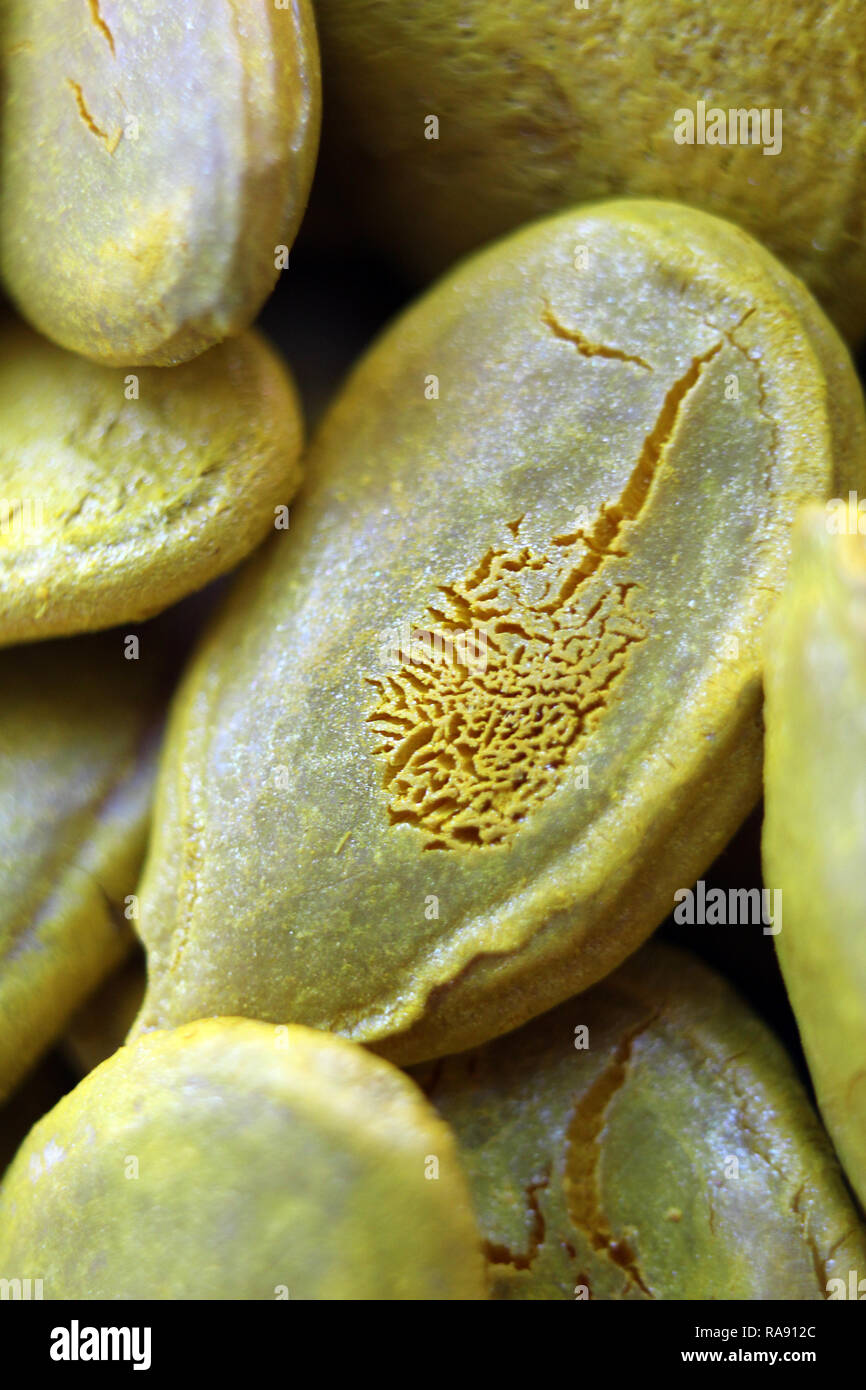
133,201,866,1063
0,1019,487,1300
414,942,866,1300
0,0,320,366
0,633,166,1101
763,501,866,1211
0,320,304,647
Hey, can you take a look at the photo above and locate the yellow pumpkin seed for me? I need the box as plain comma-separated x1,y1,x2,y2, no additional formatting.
133,200,866,1062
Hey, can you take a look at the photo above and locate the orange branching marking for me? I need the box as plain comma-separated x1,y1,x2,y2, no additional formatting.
366,328,725,849
541,302,653,372
563,1010,659,1297
66,78,121,153
483,1172,550,1270
88,0,116,55
366,528,646,850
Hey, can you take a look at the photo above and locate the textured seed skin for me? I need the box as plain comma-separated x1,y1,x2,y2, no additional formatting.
0,0,321,366
314,0,866,342
0,634,166,1102
763,502,866,1212
412,943,866,1300
0,1019,487,1300
132,201,866,1064
0,321,304,646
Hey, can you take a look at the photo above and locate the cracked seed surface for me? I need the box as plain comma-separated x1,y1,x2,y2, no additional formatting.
365,316,738,850
0,321,305,647
413,943,866,1299
0,0,321,365
132,200,866,1064
367,521,648,849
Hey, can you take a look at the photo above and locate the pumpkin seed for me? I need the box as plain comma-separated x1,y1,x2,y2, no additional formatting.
133,200,866,1062
413,942,866,1300
0,1019,487,1300
0,320,304,646
314,0,866,340
763,499,866,1211
0,0,320,365
0,632,165,1101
